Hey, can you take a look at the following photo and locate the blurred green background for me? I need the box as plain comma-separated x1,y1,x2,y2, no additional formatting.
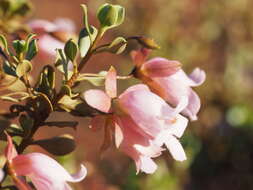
5,0,253,189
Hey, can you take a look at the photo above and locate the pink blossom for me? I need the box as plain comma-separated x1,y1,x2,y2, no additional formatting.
131,49,206,121
84,67,189,173
118,84,189,161
3,133,86,190
28,18,76,60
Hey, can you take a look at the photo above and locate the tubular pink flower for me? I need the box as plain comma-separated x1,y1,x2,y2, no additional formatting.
4,134,86,190
131,49,206,121
150,68,206,120
118,85,189,161
84,67,189,173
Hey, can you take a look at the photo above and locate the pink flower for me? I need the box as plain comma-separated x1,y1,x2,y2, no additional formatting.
28,18,76,60
84,67,189,173
131,48,206,121
3,133,86,190
118,84,189,161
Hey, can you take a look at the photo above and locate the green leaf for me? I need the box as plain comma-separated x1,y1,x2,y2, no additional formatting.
3,61,17,77
64,39,78,62
80,4,92,40
13,40,26,55
16,60,32,77
78,26,97,58
97,3,125,32
0,92,29,103
108,37,127,54
32,134,76,156
35,66,55,100
25,39,38,60
24,33,36,51
58,95,83,112
55,49,69,81
19,114,34,137
44,121,78,130
0,34,9,54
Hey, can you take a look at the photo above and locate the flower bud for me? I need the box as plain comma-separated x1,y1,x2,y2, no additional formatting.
136,36,160,49
97,3,125,31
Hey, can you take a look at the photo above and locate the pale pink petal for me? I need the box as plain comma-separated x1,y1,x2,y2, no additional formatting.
165,137,186,161
138,156,157,174
0,169,4,182
182,90,201,121
54,18,76,33
84,89,111,113
28,19,57,33
119,89,169,137
142,58,181,77
114,117,124,148
134,143,163,157
188,68,206,87
119,84,150,97
38,35,64,57
89,115,106,131
168,114,188,138
67,164,87,182
173,96,189,115
105,67,117,98
152,76,189,106
131,48,150,67
5,133,17,161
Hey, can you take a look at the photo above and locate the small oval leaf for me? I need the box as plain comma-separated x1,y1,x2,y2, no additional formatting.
33,134,76,156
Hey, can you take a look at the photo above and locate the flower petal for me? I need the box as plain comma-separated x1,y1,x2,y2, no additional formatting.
114,117,124,148
54,18,76,33
138,156,157,174
67,164,87,182
38,35,64,57
28,19,57,33
182,90,201,121
168,114,188,138
188,68,206,86
5,132,17,161
119,89,169,137
84,89,111,113
165,137,186,161
105,66,117,98
119,84,150,97
131,48,150,67
142,58,181,77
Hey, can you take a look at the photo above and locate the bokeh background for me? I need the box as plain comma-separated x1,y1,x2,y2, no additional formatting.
3,0,253,189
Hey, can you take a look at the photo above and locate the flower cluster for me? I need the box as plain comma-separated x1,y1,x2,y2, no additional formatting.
85,49,205,174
